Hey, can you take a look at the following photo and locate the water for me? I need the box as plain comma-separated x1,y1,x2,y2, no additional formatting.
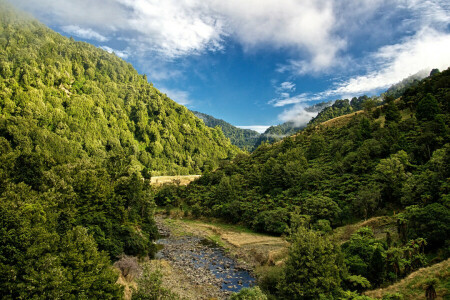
156,236,256,293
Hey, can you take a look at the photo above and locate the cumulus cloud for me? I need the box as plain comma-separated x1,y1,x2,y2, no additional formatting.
62,25,109,42
236,125,270,134
272,0,450,124
12,0,346,69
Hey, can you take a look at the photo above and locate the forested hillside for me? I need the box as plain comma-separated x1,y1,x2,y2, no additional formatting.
0,2,238,298
192,110,260,151
178,68,450,298
308,73,427,128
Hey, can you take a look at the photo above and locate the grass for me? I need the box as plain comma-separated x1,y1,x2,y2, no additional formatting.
181,218,257,235
365,258,450,299
332,216,398,244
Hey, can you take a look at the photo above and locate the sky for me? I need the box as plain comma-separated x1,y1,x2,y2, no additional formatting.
10,0,450,133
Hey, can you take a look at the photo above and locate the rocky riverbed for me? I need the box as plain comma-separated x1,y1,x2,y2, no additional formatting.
155,217,256,299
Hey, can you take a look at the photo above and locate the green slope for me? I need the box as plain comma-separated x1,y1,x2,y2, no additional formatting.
0,4,239,177
0,2,238,298
191,110,260,151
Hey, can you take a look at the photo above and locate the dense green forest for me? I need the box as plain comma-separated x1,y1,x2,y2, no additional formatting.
0,2,239,298
192,110,260,151
171,68,450,298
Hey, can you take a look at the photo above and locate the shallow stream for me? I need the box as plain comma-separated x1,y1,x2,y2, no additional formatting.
156,229,256,295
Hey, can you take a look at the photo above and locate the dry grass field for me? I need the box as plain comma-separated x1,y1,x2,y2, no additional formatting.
150,175,201,186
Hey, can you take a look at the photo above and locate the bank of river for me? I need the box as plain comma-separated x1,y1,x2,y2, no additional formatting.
155,217,257,299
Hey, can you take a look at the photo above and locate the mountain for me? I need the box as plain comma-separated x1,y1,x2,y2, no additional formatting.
181,68,450,297
0,2,239,297
191,110,260,151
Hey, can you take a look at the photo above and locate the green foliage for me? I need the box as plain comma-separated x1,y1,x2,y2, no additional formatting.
252,208,290,235
279,226,345,299
416,94,439,121
403,204,450,250
132,264,180,300
342,227,385,287
229,287,268,300
308,96,383,126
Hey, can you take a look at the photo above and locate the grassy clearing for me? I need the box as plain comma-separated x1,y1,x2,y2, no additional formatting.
150,175,201,186
365,258,450,299
332,216,398,244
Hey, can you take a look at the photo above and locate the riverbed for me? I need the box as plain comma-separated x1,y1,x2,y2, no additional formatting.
155,217,257,298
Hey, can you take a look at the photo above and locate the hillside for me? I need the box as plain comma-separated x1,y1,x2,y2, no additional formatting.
178,67,450,298
0,2,239,298
365,258,449,299
191,110,259,151
307,73,428,128
0,4,239,177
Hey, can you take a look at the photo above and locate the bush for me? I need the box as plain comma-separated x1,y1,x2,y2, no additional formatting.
132,264,179,300
229,287,268,300
252,208,290,235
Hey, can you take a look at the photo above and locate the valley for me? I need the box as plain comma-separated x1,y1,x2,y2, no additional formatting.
0,1,449,299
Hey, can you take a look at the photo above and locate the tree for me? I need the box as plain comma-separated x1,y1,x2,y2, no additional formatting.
301,195,342,224
59,226,123,299
384,96,401,125
404,203,450,250
279,227,344,299
375,151,409,203
342,227,384,283
416,94,439,121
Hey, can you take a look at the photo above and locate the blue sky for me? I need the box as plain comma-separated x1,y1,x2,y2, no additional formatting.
11,0,450,132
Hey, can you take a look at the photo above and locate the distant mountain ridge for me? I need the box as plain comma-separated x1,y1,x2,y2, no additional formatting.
191,110,260,151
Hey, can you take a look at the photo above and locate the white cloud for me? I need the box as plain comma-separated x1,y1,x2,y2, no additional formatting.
236,125,270,134
12,0,345,68
100,46,129,59
328,28,450,97
159,87,191,106
62,25,108,42
11,0,450,83
212,0,344,72
277,82,296,93
278,105,318,127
